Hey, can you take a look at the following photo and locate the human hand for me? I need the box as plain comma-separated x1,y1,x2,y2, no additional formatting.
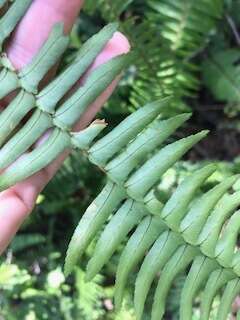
0,0,130,254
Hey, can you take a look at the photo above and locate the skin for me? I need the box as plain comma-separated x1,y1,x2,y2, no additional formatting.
0,0,130,254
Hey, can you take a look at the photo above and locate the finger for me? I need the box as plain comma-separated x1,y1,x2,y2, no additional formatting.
75,31,130,130
7,0,84,69
0,31,130,254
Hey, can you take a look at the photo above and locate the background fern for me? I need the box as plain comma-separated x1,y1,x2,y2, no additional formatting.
83,0,223,113
1,0,240,319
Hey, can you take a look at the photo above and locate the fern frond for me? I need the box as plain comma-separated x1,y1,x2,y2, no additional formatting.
64,104,240,319
86,0,224,114
84,0,134,21
148,0,223,55
0,4,131,190
1,3,239,320
144,0,224,110
75,268,105,320
203,49,240,102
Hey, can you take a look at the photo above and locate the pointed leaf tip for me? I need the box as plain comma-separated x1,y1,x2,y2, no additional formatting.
179,112,192,120
64,263,73,277
192,130,210,141
153,95,173,106
171,112,192,124
106,22,119,31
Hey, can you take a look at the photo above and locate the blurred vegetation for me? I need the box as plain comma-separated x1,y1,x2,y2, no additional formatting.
0,0,240,319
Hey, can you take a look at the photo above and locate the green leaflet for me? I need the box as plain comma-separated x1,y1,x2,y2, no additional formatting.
37,23,118,113
151,245,197,320
0,0,33,46
134,231,183,320
161,164,216,231
0,68,19,99
114,216,165,310
180,175,239,244
19,23,69,93
64,181,126,276
215,210,240,268
89,97,173,166
85,199,147,281
198,191,240,258
105,113,191,184
216,279,240,320
0,90,35,147
0,129,70,191
53,53,132,130
179,256,218,320
126,130,209,201
200,268,235,320
0,110,52,169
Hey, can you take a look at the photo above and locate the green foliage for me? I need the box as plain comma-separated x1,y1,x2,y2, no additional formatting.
64,101,240,319
1,0,240,320
75,269,105,320
83,0,224,113
10,234,46,253
203,49,240,102
145,0,223,111
0,5,131,190
149,0,223,55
